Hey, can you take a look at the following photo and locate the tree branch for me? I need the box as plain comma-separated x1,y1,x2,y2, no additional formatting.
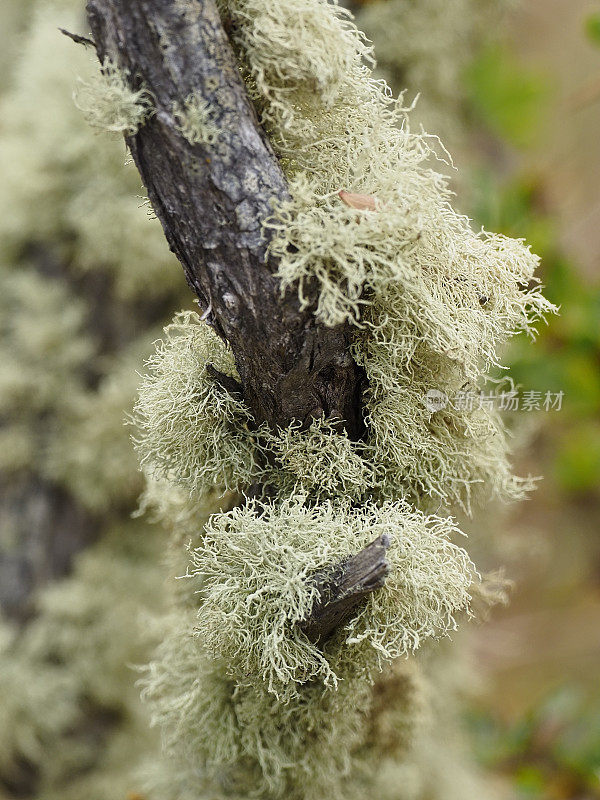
85,0,381,639
299,535,391,645
85,0,364,437
59,27,96,49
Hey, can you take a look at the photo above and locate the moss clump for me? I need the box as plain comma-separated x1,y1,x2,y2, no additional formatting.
74,59,153,135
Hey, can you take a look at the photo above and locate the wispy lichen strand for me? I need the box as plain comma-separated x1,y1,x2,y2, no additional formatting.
74,60,153,134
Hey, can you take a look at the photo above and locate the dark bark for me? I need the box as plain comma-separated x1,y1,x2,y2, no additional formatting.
0,476,100,622
84,0,384,636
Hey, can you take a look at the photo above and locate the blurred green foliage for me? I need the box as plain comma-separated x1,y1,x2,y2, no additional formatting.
465,26,600,497
585,12,600,47
471,169,600,495
465,44,550,148
463,17,600,799
468,688,600,798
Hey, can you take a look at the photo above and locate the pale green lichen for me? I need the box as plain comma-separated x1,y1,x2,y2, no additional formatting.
262,417,373,502
0,5,182,797
135,310,524,512
133,311,262,499
140,613,488,800
219,0,373,113
74,59,153,135
141,611,374,800
0,266,92,416
0,0,35,92
45,339,160,513
0,264,93,474
269,175,553,372
357,340,536,512
217,0,555,513
0,520,164,800
219,0,554,377
133,312,383,504
174,92,220,145
189,496,476,696
0,621,78,781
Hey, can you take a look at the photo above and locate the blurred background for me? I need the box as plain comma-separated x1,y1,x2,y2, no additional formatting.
0,1,598,799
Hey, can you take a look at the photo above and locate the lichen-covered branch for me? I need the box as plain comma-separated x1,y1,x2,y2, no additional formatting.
299,534,391,645
84,0,378,637
85,0,364,437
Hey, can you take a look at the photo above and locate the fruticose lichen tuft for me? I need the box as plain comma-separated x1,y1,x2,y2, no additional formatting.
140,610,411,800
174,92,220,145
74,59,153,135
132,312,262,499
190,496,476,696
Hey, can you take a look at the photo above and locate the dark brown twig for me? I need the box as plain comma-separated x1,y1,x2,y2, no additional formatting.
59,27,96,49
300,535,391,645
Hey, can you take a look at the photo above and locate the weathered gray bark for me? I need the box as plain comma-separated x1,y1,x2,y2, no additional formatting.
300,535,391,645
84,0,385,637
